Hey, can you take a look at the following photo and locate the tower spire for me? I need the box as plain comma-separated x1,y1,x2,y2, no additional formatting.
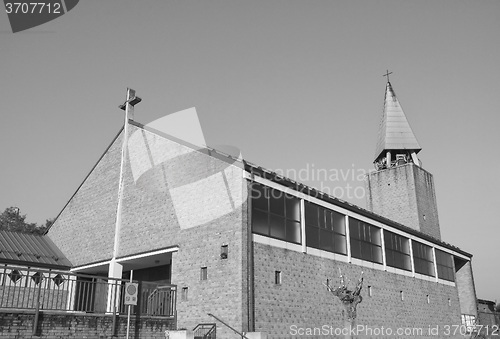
374,79,421,170
366,79,441,240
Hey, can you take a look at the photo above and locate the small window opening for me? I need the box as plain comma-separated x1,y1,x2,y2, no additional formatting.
275,271,282,285
221,245,228,259
200,267,208,281
181,287,188,301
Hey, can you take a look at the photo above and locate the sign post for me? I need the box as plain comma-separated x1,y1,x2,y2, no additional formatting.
124,271,138,339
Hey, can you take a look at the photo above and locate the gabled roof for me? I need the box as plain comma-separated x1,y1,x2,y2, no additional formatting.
0,230,71,269
374,82,421,161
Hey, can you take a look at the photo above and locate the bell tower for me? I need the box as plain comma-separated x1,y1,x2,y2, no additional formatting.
365,77,441,240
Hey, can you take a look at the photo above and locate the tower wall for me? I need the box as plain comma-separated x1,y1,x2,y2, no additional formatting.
365,163,441,240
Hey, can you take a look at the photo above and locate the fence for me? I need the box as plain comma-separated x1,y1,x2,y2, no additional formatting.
0,265,176,318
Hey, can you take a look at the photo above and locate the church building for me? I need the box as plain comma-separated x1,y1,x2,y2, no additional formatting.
47,81,478,338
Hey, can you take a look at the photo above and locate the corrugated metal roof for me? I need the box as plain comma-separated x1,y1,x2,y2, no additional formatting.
0,230,71,269
374,82,422,160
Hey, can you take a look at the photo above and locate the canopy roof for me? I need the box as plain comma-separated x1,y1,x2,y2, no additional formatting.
0,230,71,269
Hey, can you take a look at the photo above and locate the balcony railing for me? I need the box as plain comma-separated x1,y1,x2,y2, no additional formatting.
0,265,176,318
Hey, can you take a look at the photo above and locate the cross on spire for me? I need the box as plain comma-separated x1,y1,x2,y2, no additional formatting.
383,70,393,82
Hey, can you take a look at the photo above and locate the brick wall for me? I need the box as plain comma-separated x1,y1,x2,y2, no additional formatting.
253,243,463,338
455,260,478,317
47,130,122,266
412,165,441,240
0,310,174,338
366,164,441,240
48,123,249,337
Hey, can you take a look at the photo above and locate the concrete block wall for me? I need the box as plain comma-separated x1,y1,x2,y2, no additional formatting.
365,163,441,240
253,243,463,338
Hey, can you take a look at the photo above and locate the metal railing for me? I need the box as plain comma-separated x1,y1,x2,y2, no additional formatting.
144,283,177,316
193,323,216,339
0,265,176,318
207,313,249,339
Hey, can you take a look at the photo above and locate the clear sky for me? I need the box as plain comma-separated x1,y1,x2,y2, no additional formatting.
1,1,499,302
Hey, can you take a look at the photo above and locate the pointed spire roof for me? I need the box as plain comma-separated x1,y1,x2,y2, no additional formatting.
374,82,422,161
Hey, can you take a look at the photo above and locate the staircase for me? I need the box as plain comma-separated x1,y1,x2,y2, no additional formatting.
193,323,216,339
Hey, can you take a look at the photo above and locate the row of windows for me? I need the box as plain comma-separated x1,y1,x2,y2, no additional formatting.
250,183,457,281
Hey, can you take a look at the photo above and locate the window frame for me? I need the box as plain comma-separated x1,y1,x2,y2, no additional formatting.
384,230,411,271
251,183,301,244
304,201,347,255
435,248,455,282
412,241,435,277
349,217,383,264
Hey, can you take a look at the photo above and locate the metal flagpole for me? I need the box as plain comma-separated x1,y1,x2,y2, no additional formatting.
107,88,141,314
113,88,141,262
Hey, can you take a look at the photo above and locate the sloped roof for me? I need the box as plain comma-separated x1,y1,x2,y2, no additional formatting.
0,230,71,269
374,82,422,161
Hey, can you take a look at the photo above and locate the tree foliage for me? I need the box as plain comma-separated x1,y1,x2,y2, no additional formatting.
0,207,52,235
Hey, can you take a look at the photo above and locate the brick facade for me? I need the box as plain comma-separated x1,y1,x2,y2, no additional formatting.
48,122,249,337
0,311,174,338
455,260,478,317
366,163,441,240
47,120,477,338
253,243,463,338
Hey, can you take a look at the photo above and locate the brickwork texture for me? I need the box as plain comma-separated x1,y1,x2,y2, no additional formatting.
366,163,441,240
0,311,174,338
48,123,249,338
253,243,463,339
